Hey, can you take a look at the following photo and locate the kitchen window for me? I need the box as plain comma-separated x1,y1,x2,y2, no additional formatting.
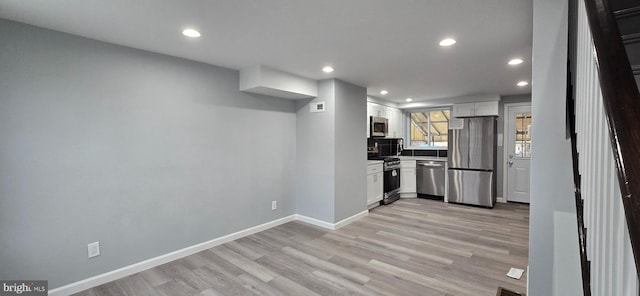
408,108,451,148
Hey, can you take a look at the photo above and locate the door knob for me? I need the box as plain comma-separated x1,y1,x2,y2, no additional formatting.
508,160,514,167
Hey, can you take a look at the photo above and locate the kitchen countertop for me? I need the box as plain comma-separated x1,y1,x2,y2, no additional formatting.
399,156,447,162
367,160,384,165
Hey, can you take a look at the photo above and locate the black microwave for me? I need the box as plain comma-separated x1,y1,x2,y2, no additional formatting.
370,116,388,137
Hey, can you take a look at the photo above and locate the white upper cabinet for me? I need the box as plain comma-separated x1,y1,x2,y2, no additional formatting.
474,101,499,116
370,103,387,118
387,107,403,138
366,104,372,137
452,103,475,117
366,102,403,138
452,101,498,117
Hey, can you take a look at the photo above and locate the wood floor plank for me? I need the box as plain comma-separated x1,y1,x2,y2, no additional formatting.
280,246,371,284
199,250,246,278
224,241,264,261
235,274,284,296
197,288,225,296
209,245,276,282
138,267,171,288
323,232,413,262
75,199,529,296
375,230,474,258
154,279,200,296
114,274,157,296
310,269,383,296
267,276,321,296
368,259,470,296
355,235,454,265
191,266,253,296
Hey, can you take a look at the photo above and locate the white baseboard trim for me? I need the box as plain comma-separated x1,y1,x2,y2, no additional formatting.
295,210,368,230
526,265,529,296
497,196,506,203
294,214,335,230
49,209,370,296
334,210,368,230
48,214,296,296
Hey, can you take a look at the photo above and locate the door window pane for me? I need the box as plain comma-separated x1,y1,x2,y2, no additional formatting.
409,109,450,147
514,112,532,158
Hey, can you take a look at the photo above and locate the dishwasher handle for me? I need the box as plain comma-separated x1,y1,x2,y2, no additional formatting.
418,163,444,168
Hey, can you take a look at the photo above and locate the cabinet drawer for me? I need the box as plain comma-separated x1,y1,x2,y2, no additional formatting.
367,164,383,175
400,160,416,168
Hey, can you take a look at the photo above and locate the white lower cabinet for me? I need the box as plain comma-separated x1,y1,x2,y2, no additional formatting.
400,160,417,198
367,163,384,206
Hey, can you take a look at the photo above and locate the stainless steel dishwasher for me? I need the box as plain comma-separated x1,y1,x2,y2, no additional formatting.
416,160,445,198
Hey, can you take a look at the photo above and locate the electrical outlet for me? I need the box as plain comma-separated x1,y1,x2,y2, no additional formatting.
88,242,100,258
271,201,277,210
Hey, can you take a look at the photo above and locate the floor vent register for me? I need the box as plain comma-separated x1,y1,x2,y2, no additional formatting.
496,287,524,296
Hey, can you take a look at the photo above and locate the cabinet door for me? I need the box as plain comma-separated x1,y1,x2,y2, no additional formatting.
373,104,386,118
374,172,383,202
400,167,417,193
474,101,499,116
386,107,396,137
366,111,370,138
388,107,403,138
366,103,375,138
367,173,376,204
367,172,384,205
452,103,475,117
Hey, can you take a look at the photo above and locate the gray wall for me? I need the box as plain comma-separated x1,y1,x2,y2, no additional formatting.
334,80,367,222
529,0,578,295
0,19,297,289
497,94,532,198
295,80,336,222
295,79,367,223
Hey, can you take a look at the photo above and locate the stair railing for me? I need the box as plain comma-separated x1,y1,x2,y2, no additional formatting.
580,0,640,283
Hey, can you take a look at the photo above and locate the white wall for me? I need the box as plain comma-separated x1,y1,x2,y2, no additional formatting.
0,19,297,289
529,0,582,295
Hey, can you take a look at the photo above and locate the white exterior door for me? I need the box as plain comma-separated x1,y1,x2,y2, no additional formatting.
505,104,532,203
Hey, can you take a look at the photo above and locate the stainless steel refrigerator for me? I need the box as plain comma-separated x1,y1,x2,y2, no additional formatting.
447,117,497,207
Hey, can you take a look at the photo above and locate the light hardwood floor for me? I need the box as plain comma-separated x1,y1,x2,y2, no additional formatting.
75,199,529,296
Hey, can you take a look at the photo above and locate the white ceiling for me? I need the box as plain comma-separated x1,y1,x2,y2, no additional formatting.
0,0,532,104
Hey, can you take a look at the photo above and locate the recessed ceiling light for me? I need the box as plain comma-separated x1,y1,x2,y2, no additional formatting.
406,98,413,102
517,81,529,87
439,38,456,47
322,66,334,73
508,58,524,65
182,28,201,38
380,90,388,95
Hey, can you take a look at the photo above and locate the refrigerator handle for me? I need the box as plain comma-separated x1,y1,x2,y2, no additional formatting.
467,119,472,166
